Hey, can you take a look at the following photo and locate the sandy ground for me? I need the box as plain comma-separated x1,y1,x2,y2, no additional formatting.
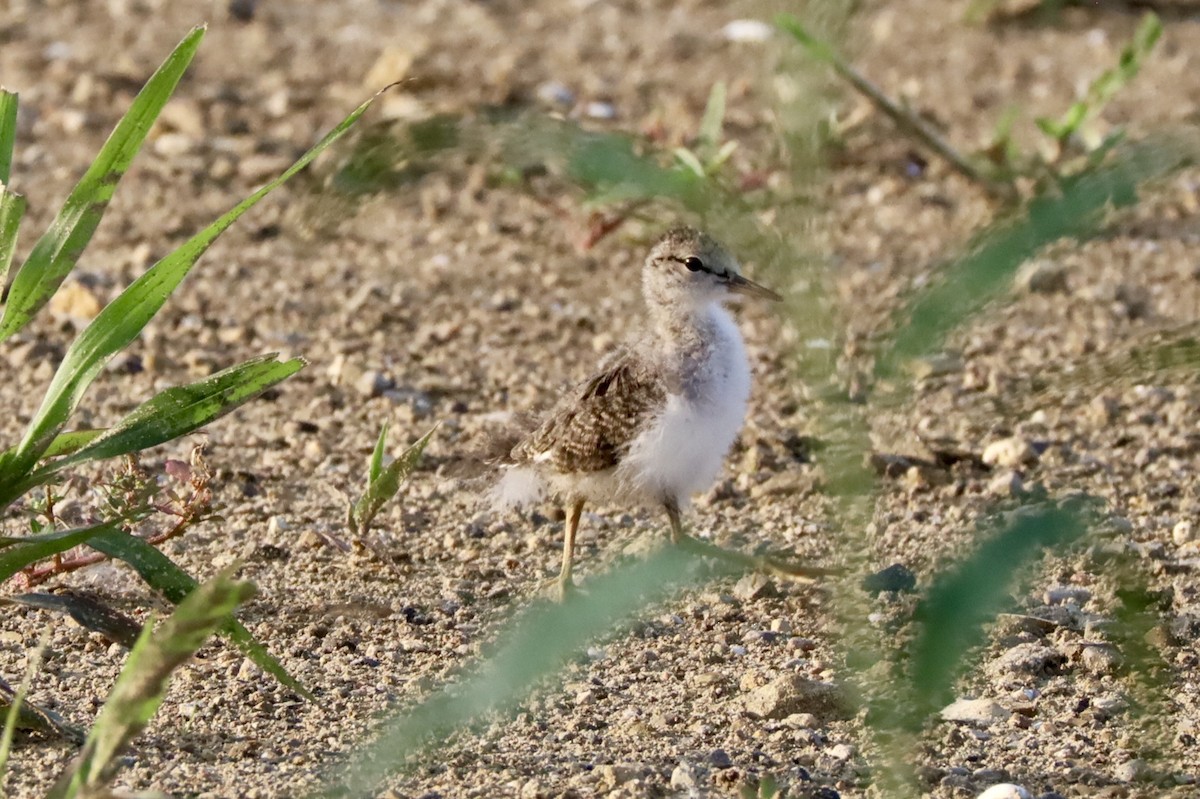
2,1,1200,797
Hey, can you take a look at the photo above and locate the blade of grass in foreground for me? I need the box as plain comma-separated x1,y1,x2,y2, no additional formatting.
905,502,1090,723
0,88,18,183
83,529,313,700
0,88,26,298
45,568,255,799
0,521,123,583
880,133,1198,375
0,27,205,342
0,82,392,485
40,354,305,474
332,546,745,797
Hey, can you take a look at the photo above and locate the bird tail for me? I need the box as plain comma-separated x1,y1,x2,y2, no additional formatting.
492,465,545,510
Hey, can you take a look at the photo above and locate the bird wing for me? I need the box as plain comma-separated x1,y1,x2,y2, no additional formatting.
510,353,667,473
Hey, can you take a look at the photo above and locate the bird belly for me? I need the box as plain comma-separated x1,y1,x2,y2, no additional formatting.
620,311,751,507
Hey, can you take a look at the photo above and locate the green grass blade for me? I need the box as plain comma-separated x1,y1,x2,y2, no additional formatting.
0,87,388,486
40,355,305,476
369,422,389,485
46,568,255,799
350,425,436,536
0,188,25,299
83,529,312,700
0,429,104,476
0,88,18,184
0,521,121,582
698,81,726,148
775,13,838,63
0,28,205,343
37,429,106,459
0,632,46,785
905,503,1090,726
335,546,723,795
880,134,1197,373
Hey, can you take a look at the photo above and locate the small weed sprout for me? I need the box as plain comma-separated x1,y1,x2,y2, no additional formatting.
348,423,437,537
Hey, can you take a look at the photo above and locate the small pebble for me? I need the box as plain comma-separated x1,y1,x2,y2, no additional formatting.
1080,644,1122,674
1043,585,1091,606
827,743,855,761
722,19,773,42
535,80,575,107
670,762,699,790
584,101,616,120
976,784,1032,799
987,470,1024,497
1113,759,1147,783
986,643,1066,677
861,563,917,594
708,749,733,769
940,698,1011,726
1173,520,1195,545
982,437,1038,468
1014,260,1068,294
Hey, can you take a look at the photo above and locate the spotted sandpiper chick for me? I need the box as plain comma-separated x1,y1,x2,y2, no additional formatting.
494,226,782,598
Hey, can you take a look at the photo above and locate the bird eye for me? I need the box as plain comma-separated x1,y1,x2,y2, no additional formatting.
683,257,704,272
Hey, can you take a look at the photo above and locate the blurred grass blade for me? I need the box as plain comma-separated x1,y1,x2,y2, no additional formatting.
46,568,255,799
567,132,701,207
1035,12,1161,143
0,88,26,297
83,529,312,700
880,134,1198,373
0,637,82,747
0,27,205,342
3,593,142,648
0,84,390,486
0,88,17,183
0,521,121,582
698,81,726,148
349,425,436,537
0,633,45,781
775,13,838,63
336,545,724,795
39,354,305,476
906,502,1090,724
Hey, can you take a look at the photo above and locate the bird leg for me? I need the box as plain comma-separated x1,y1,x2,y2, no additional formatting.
544,498,585,601
664,500,835,581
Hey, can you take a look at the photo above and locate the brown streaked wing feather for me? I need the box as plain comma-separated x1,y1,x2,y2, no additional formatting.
511,355,665,473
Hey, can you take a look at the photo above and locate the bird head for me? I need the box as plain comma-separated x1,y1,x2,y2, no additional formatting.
642,226,781,310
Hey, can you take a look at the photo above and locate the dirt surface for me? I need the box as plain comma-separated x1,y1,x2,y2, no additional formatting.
2,1,1200,797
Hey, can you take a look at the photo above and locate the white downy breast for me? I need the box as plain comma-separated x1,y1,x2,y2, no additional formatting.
621,305,751,507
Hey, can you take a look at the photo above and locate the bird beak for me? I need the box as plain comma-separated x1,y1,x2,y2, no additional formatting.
723,273,782,302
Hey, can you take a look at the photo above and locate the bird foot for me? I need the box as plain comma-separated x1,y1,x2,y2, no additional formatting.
535,573,578,603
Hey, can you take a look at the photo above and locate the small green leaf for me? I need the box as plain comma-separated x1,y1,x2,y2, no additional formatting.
673,147,707,178
350,425,436,537
46,568,255,798
82,529,312,700
369,422,389,485
0,27,206,342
